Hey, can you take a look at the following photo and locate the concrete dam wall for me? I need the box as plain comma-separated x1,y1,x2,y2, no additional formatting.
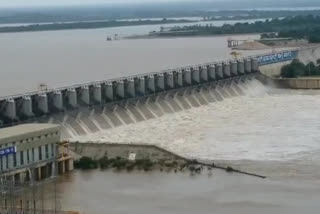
260,45,320,77
0,48,302,139
0,57,259,133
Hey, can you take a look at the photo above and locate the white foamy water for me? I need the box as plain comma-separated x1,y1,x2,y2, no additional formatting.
72,80,320,161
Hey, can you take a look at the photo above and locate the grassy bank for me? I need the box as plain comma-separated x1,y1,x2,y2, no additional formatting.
152,15,320,43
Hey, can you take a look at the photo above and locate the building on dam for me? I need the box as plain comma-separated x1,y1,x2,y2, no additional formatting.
0,123,73,183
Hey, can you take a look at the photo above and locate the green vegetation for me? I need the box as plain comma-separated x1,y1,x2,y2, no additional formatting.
75,156,157,172
74,157,99,170
280,59,320,78
73,156,258,177
162,15,320,43
0,19,193,33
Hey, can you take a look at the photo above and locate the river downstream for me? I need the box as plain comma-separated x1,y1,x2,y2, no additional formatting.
58,80,320,214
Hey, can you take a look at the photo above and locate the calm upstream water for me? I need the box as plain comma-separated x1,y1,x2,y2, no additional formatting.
0,19,271,97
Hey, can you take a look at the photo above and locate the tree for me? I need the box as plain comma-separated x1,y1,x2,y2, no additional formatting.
281,59,305,78
290,59,306,77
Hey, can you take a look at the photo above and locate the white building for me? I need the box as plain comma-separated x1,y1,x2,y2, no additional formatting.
0,123,69,182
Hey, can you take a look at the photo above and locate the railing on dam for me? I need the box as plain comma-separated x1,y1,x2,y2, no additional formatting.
0,49,298,127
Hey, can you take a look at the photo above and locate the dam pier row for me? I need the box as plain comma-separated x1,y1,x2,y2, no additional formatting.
0,49,300,138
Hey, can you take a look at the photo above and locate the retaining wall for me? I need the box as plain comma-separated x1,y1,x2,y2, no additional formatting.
70,142,187,162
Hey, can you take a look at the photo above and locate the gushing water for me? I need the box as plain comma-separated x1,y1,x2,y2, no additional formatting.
69,78,320,162
59,78,252,139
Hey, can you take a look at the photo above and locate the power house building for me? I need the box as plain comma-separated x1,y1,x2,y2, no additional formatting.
0,124,73,183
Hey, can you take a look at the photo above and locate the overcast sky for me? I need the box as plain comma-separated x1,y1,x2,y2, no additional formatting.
0,0,317,8
0,0,193,8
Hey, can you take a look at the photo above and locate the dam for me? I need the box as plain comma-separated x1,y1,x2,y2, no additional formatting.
0,48,306,139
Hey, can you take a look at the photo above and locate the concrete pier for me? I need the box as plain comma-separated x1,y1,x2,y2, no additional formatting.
105,82,114,101
200,66,208,82
192,67,200,84
245,58,252,73
126,79,136,98
37,93,49,114
216,64,223,79
237,60,245,74
80,86,90,105
208,65,216,80
93,84,102,103
156,73,165,91
183,68,192,85
116,81,125,99
21,96,33,117
176,70,184,87
4,99,16,120
166,72,174,89
223,62,231,77
251,58,259,72
67,88,78,108
137,77,146,96
52,90,64,111
147,75,156,93
231,61,238,76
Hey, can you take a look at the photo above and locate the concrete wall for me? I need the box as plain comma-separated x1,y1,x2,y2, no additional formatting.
257,73,320,89
0,57,259,126
272,78,320,89
70,142,187,162
260,61,291,77
260,45,320,78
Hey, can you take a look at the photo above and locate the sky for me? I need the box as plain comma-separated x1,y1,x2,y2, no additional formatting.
0,0,318,8
0,0,191,8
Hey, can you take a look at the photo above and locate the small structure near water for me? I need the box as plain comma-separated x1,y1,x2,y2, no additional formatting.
0,124,74,183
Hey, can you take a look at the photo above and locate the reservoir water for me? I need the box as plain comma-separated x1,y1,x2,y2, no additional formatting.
0,19,270,97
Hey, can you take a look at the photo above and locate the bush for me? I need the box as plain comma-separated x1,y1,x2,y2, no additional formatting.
98,156,112,169
112,158,129,170
281,59,320,78
135,159,154,171
74,157,98,170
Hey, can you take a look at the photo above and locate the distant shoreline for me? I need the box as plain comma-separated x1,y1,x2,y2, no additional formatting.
0,19,195,33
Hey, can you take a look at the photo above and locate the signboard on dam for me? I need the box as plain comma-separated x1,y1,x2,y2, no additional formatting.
0,146,16,157
257,50,298,65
